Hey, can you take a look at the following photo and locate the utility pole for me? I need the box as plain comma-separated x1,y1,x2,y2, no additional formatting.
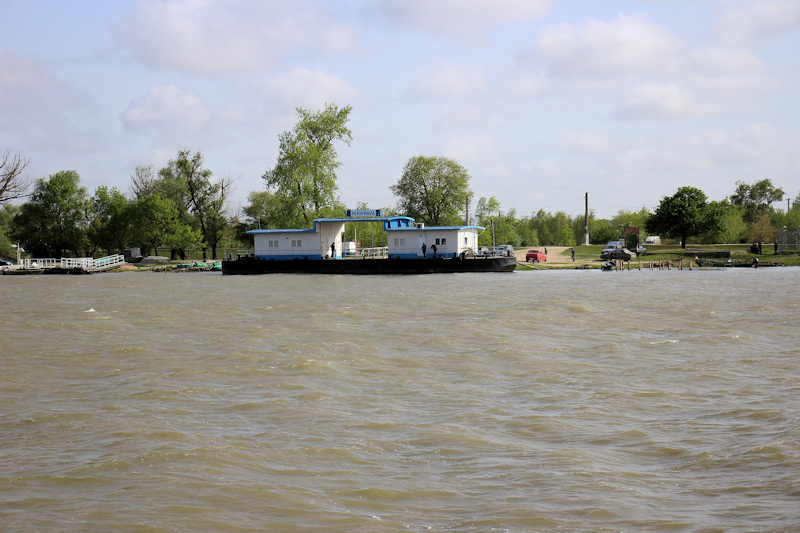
465,195,471,225
491,219,496,249
584,192,589,245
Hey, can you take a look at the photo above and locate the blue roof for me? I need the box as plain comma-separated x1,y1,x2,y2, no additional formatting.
246,216,417,235
313,216,414,224
388,225,485,231
247,227,316,234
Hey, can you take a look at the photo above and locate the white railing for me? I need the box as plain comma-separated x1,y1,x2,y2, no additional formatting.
62,257,95,269
358,246,388,258
23,258,59,269
20,254,125,271
93,254,125,270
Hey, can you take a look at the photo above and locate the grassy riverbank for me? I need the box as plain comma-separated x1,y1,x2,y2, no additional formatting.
515,244,800,270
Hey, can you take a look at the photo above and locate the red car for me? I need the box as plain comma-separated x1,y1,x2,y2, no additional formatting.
526,249,547,262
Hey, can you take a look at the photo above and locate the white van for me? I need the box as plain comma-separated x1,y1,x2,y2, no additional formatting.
644,236,661,245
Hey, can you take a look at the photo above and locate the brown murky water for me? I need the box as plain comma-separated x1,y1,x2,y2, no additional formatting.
2,268,799,531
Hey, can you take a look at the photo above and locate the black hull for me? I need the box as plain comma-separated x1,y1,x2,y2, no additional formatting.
222,256,517,275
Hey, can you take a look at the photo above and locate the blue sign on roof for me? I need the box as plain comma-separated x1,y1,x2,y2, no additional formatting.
347,209,382,217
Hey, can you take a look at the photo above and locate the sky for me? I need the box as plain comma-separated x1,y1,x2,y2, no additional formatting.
2,0,799,220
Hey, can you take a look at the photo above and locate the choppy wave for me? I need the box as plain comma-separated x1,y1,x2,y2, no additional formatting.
2,268,799,531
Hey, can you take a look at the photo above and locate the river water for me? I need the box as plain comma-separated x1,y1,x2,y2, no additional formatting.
1,268,799,532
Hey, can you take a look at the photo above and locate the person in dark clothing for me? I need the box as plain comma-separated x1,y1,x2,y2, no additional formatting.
431,244,437,257
331,242,336,258
571,247,575,261
421,243,427,258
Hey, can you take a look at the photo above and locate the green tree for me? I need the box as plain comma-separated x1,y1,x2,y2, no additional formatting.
13,170,89,257
589,218,617,244
729,178,784,223
263,103,352,225
474,196,500,227
646,186,721,248
159,150,216,259
151,150,232,259
87,186,132,254
0,204,21,259
242,190,282,230
746,214,777,243
698,201,746,244
130,193,180,256
392,155,472,226
556,223,576,247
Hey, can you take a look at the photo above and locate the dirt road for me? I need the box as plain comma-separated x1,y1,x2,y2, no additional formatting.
514,246,576,265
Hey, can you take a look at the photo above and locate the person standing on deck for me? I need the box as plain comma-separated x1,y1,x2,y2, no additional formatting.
421,242,427,258
431,243,437,258
331,242,336,259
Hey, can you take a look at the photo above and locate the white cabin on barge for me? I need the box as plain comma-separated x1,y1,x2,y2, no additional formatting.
248,216,484,260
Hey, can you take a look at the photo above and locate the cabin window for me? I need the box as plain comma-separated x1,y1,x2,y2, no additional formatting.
268,240,278,248
393,238,406,246
291,239,302,247
435,238,446,246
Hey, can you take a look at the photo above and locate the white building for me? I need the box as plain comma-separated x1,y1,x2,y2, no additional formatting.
248,217,484,260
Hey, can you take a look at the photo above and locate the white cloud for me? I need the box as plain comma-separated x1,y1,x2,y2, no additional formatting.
690,47,763,75
0,47,54,89
409,64,488,99
375,0,551,34
614,82,717,120
122,85,210,134
715,0,800,46
113,0,355,73
563,131,615,155
609,123,800,202
0,48,98,152
443,135,502,166
260,68,357,109
536,13,685,78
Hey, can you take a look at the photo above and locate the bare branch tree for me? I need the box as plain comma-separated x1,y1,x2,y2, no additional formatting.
0,150,32,203
129,164,156,200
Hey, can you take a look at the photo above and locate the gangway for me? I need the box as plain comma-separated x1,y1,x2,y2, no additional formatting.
17,254,126,273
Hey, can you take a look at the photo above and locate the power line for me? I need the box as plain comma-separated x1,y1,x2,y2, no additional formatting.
498,194,650,214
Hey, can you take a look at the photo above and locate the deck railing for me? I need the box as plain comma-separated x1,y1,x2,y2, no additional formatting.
93,254,125,270
20,254,125,271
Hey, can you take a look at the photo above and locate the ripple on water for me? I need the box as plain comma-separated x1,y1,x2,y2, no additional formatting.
1,269,800,531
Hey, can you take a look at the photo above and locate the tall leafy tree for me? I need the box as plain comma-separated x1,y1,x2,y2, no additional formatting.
646,186,721,248
242,190,282,230
263,103,352,225
130,193,180,256
87,186,132,254
746,215,777,243
391,155,472,226
729,178,784,223
157,150,232,259
13,170,89,256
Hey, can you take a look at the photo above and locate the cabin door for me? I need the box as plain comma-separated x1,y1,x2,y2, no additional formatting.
417,235,425,257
